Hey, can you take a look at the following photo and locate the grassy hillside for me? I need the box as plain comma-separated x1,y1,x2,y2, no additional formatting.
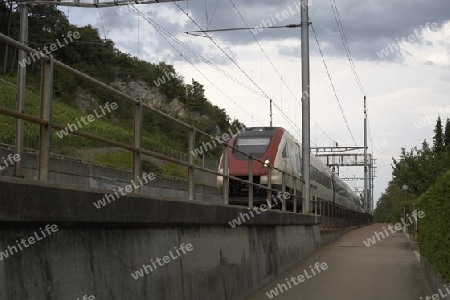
0,76,189,176
0,3,243,177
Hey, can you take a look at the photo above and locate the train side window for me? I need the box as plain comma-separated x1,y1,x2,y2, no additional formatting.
282,143,289,158
296,144,301,172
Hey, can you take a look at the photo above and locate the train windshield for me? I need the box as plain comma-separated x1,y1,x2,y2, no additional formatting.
234,137,271,158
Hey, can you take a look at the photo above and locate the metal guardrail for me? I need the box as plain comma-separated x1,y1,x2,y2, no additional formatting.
0,32,371,223
0,32,305,212
0,142,193,183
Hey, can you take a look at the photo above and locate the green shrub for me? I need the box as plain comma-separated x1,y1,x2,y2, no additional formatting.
142,160,162,174
418,169,450,282
162,163,188,179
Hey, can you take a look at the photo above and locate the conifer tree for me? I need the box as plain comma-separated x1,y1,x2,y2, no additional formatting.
433,116,444,153
444,118,450,150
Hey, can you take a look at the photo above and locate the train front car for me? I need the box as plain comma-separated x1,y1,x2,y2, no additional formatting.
217,127,285,206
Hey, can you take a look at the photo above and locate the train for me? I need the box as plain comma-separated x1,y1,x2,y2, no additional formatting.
217,127,365,212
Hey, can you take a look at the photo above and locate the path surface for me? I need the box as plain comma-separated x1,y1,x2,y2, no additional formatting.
247,223,432,300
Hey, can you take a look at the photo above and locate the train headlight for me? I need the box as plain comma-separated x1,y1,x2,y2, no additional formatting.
264,158,270,167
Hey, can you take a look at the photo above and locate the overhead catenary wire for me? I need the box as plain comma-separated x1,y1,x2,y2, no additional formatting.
308,17,358,147
329,0,373,153
207,0,221,29
180,1,333,147
129,3,332,149
174,1,311,138
97,7,107,39
273,102,317,147
128,5,266,98
203,0,209,27
186,23,300,35
106,7,118,36
129,5,265,126
173,1,275,103
227,0,336,146
330,0,365,96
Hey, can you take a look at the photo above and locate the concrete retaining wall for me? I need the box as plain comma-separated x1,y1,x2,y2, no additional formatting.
0,147,221,203
0,177,322,300
420,256,449,297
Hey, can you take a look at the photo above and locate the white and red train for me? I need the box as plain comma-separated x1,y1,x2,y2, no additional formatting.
217,127,364,212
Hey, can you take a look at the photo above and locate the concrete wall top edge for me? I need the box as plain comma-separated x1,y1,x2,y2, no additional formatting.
0,177,320,226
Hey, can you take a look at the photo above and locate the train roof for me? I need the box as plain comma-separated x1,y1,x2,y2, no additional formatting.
239,127,283,136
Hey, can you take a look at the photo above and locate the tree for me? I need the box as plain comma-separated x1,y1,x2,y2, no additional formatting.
185,79,207,113
444,118,450,150
433,116,444,153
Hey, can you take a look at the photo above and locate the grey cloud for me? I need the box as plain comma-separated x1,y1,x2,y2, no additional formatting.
163,0,450,61
89,0,450,64
94,3,235,65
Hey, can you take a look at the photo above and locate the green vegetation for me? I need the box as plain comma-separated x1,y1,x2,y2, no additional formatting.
374,117,450,281
0,2,244,177
417,170,450,282
94,150,132,170
162,163,188,179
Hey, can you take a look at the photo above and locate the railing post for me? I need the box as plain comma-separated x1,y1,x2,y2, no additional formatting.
248,156,253,208
313,186,317,213
187,127,195,201
281,172,286,212
133,99,142,193
331,204,333,228
223,143,229,205
14,3,28,178
267,166,272,209
336,206,342,228
332,204,335,228
293,176,297,213
320,199,323,227
327,202,330,229
314,187,319,223
38,56,53,181
317,198,320,214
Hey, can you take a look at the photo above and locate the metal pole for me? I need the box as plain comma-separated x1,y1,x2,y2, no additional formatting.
293,176,297,213
248,156,253,208
281,172,286,212
187,127,195,201
368,163,371,214
223,144,229,205
364,96,368,211
133,99,142,193
37,56,53,181
371,157,374,214
402,185,408,222
267,166,272,209
14,3,28,177
301,0,310,214
269,99,272,127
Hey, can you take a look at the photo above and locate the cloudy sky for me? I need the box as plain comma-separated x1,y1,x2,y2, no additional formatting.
62,0,450,206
